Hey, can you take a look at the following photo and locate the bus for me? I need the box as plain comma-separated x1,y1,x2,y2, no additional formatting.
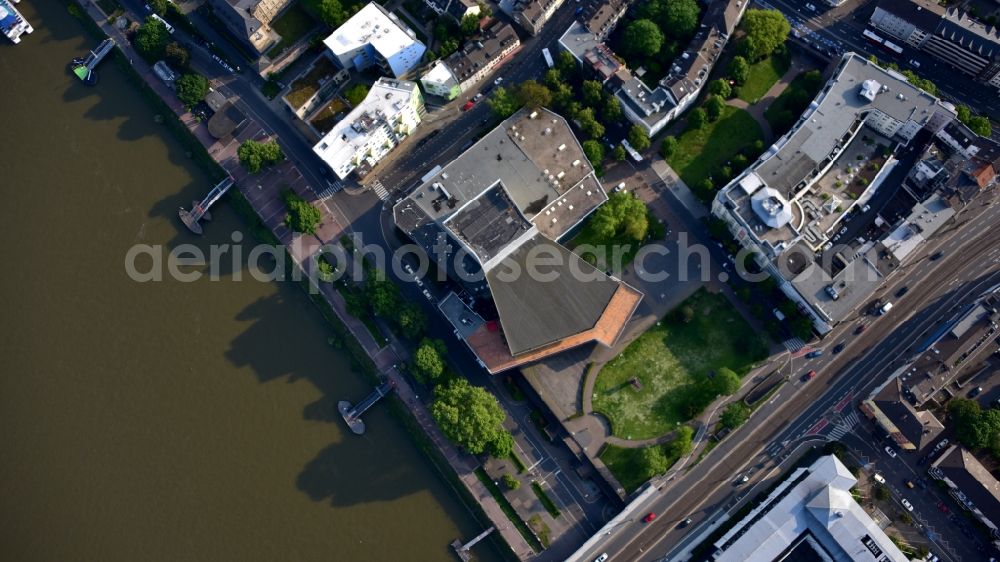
542,47,554,69
151,13,175,35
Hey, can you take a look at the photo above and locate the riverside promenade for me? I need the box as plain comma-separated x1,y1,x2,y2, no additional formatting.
77,2,535,558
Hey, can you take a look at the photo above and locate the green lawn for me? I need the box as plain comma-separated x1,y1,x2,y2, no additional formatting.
738,49,791,103
285,56,338,109
592,289,769,440
668,106,763,201
599,442,683,494
267,4,318,57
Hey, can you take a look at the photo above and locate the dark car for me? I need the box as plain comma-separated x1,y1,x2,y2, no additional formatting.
969,386,983,398
930,251,944,261
805,350,823,359
677,517,692,529
855,324,867,335
895,286,909,298
832,343,845,354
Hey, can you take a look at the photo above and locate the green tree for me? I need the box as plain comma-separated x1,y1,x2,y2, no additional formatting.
704,94,725,122
516,80,552,109
588,191,649,241
627,125,651,152
489,86,520,118
460,13,480,36
134,17,169,61
148,0,168,15
556,49,578,76
365,277,400,317
688,107,707,129
639,445,669,476
603,95,622,122
613,144,627,161
713,367,741,396
956,104,972,123
720,402,750,430
874,484,890,501
165,41,189,70
412,338,446,384
739,9,790,61
582,139,604,167
623,19,663,58
239,139,285,174
306,0,347,27
397,302,427,340
666,425,695,458
729,55,750,84
708,78,732,98
967,116,992,137
581,80,604,107
659,0,700,39
543,68,562,89
175,73,209,108
430,378,513,457
343,83,369,106
660,135,678,158
576,107,605,139
502,473,520,490
281,190,321,234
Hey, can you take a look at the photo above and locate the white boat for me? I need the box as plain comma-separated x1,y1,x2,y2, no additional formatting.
0,0,33,44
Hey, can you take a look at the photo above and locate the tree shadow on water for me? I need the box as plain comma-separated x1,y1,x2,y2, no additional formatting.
224,289,442,508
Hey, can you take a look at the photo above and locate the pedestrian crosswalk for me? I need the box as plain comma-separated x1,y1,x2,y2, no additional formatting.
827,410,861,440
370,179,390,200
783,337,806,352
316,180,343,200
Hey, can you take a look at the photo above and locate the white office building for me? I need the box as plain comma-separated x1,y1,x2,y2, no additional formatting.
312,78,424,180
323,2,426,78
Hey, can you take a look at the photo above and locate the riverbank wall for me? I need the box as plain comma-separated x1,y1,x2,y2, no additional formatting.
62,2,534,559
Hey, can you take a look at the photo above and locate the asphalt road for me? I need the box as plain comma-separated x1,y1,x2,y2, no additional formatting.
367,1,583,194
761,0,1000,119
572,194,1000,562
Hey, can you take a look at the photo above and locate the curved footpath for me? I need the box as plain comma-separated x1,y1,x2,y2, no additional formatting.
74,1,535,558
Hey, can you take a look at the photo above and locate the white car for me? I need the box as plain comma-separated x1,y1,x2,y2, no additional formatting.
805,3,816,11
595,554,609,562
901,498,914,512
873,473,886,484
884,445,897,458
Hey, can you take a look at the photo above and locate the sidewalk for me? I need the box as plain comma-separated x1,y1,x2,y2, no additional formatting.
82,2,536,558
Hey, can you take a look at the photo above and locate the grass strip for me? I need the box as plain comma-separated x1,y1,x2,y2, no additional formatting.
476,468,543,552
531,482,561,518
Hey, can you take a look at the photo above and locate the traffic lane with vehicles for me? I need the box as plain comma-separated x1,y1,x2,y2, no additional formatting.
594,210,1000,562
367,1,584,194
634,267,1000,562
355,191,613,560
760,0,1000,118
841,430,988,562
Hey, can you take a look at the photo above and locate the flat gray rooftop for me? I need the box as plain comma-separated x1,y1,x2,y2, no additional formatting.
754,54,945,197
395,108,606,265
487,235,619,355
445,183,532,264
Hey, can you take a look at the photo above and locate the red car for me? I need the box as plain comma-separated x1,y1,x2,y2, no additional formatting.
855,324,867,335
643,512,656,523
462,100,475,111
801,370,817,382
